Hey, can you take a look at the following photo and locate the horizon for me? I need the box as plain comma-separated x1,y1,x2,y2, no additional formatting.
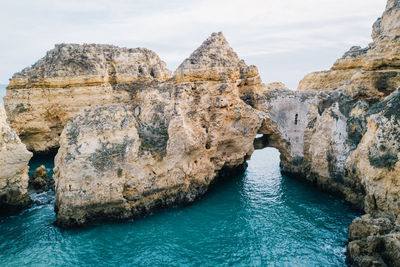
0,0,386,89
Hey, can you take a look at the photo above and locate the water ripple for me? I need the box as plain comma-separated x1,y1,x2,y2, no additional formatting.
0,148,359,266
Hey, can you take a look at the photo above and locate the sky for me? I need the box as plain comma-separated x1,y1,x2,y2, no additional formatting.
0,0,386,89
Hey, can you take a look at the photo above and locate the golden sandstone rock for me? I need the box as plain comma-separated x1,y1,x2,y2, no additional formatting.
0,105,32,213
4,44,171,153
53,33,263,227
2,0,400,265
298,0,400,99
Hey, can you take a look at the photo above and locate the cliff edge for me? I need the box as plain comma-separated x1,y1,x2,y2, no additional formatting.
0,105,32,213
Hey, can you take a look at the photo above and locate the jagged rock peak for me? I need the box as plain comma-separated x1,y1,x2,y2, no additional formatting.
297,0,400,97
10,43,171,87
174,32,260,82
372,0,400,41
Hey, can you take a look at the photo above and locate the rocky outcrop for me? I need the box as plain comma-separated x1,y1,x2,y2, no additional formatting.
345,88,400,266
30,165,53,192
0,105,32,213
174,32,262,85
249,87,372,207
298,0,400,99
53,33,264,227
292,2,400,264
4,44,171,153
7,1,399,264
249,82,400,267
50,15,400,265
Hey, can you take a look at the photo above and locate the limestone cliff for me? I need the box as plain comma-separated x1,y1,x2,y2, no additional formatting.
292,3,400,264
249,87,371,207
4,44,171,153
248,85,400,265
7,1,400,264
346,88,400,266
298,0,400,99
53,33,264,227
0,105,32,213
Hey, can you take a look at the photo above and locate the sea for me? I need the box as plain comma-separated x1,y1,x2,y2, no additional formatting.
0,146,360,266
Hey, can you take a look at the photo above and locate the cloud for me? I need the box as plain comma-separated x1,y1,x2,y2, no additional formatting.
0,0,386,88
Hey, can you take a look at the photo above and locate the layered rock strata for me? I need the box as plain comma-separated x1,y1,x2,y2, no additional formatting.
298,0,400,99
4,44,171,153
6,1,400,264
0,105,32,213
53,32,264,227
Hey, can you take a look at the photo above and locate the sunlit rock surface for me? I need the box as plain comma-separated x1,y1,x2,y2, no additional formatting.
53,33,264,227
0,105,32,213
6,1,400,264
298,0,400,99
4,44,171,153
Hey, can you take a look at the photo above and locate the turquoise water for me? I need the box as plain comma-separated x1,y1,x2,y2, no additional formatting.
0,148,359,266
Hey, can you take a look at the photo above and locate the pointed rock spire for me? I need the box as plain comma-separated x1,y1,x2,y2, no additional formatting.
174,32,259,82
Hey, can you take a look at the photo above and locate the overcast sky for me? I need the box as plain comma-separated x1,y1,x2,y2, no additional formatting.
0,0,386,89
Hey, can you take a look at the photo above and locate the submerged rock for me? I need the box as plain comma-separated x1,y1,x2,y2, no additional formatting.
30,165,53,192
0,105,32,213
4,44,171,153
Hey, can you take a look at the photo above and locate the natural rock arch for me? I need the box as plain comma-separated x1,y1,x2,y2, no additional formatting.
1,1,400,264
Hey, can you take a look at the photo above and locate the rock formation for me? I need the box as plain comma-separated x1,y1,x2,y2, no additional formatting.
289,2,400,264
0,105,32,213
298,0,400,99
4,1,400,265
53,32,264,227
345,88,400,266
30,165,53,192
4,44,171,153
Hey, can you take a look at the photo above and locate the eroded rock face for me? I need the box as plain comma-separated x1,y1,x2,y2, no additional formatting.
248,87,372,207
298,1,400,99
293,3,400,264
4,44,171,153
13,1,400,263
347,214,400,266
345,88,400,266
0,105,32,213
249,86,400,265
53,33,263,227
174,32,261,86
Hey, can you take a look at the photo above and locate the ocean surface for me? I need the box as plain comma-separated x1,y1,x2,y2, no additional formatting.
0,148,360,266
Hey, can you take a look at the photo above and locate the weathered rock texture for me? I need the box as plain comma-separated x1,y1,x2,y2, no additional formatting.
298,0,400,99
9,1,400,264
4,44,171,153
283,2,400,265
252,79,400,267
345,88,400,266
53,32,264,227
0,105,32,213
30,165,53,192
